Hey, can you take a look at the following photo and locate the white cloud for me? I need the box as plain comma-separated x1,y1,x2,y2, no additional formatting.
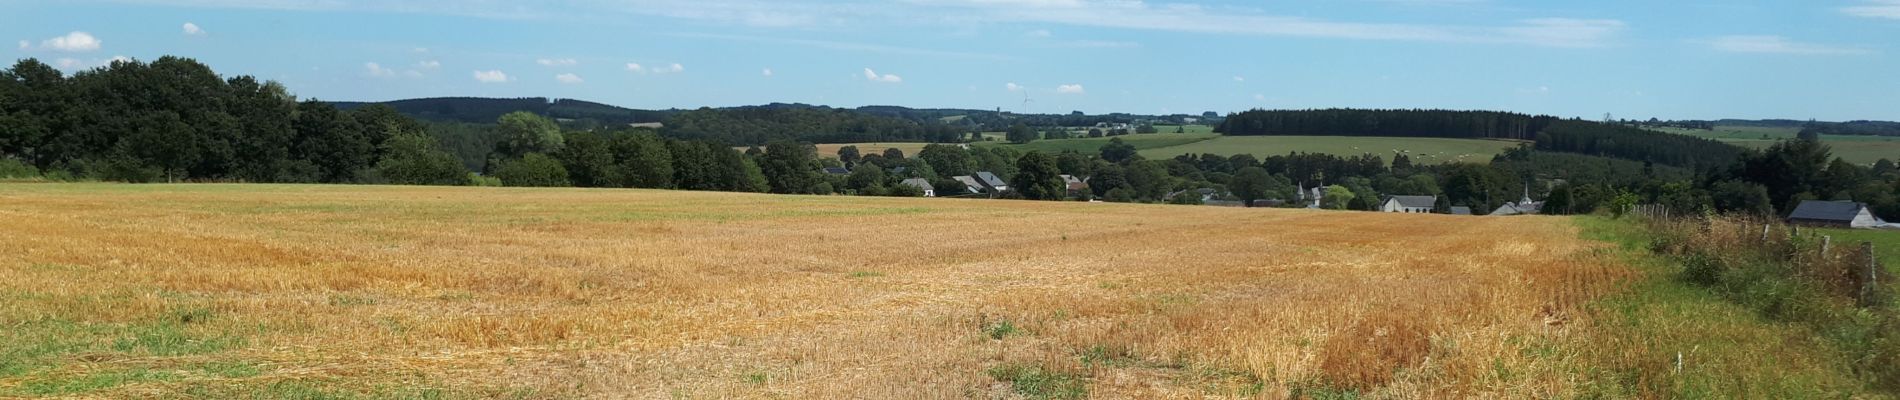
416,60,440,70
762,68,773,76
34,32,102,52
97,1,1626,48
54,58,86,70
1702,35,1871,55
555,73,584,84
1233,76,1245,82
16,40,27,50
863,68,902,83
1253,93,1266,101
1843,0,1900,19
472,69,511,83
1006,82,1023,91
413,47,430,53
626,62,684,74
1056,84,1085,94
536,58,578,67
365,62,397,78
183,22,205,36
1026,29,1052,37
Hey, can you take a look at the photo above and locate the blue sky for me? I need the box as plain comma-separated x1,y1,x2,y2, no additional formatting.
4,0,1898,121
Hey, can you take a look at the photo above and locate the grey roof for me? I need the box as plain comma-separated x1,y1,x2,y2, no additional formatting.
974,171,1007,188
899,178,933,191
1788,200,1867,222
1449,206,1473,215
951,175,984,190
1386,195,1437,209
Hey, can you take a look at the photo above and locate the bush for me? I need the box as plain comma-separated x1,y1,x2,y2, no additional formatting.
492,153,570,187
467,173,502,187
0,158,40,179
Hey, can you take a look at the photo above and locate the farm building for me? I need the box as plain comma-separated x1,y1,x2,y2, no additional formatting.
1380,196,1436,213
899,178,935,197
1060,175,1090,197
974,171,1009,193
1786,200,1886,228
949,176,987,194
1449,206,1473,216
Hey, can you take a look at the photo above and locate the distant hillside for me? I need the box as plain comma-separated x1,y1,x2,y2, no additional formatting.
331,97,672,126
1706,119,1900,137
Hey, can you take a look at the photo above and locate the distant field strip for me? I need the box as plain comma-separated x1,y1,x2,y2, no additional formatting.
0,184,1624,398
1653,126,1900,165
1141,136,1526,164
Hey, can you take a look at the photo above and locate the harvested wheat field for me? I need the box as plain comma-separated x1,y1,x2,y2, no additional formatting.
0,183,1632,398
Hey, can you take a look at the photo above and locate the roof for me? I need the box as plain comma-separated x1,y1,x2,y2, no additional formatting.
974,171,1007,187
951,175,984,190
821,167,851,175
1060,175,1083,185
899,178,933,191
1385,195,1437,209
1449,206,1473,215
1788,200,1868,222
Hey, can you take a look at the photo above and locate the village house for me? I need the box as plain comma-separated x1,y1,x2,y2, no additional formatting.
950,175,987,194
1059,175,1089,197
1380,195,1436,213
974,171,1009,193
1786,200,1887,228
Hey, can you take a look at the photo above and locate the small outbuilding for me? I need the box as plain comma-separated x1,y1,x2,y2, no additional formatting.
950,175,987,194
1449,206,1473,216
899,178,935,197
1786,200,1886,228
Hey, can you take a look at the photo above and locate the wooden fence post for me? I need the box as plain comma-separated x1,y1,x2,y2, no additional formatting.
1821,235,1831,255
1761,224,1771,242
1861,242,1881,308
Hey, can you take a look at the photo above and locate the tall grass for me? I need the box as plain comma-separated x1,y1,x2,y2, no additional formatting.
1643,215,1900,391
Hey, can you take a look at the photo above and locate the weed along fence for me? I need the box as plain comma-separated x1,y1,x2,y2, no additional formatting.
1641,213,1900,387
1641,212,1894,309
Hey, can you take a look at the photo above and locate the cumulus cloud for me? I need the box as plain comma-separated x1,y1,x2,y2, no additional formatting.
365,62,397,78
625,63,643,72
536,58,578,67
472,69,511,83
32,32,102,52
555,73,584,84
1702,35,1870,55
762,68,773,76
183,22,205,36
863,68,902,83
1233,76,1246,82
1843,0,1900,19
416,60,441,70
1006,82,1023,91
16,40,27,50
1056,84,1084,94
1253,93,1266,101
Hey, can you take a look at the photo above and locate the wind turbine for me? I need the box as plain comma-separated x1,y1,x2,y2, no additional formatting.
1021,91,1034,112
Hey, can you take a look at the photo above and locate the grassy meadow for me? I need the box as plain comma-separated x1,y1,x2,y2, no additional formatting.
0,182,1633,398
1652,126,1900,165
810,143,935,159
974,132,1219,154
1139,136,1526,165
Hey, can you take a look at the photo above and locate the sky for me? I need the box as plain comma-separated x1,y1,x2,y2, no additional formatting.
3,0,1898,121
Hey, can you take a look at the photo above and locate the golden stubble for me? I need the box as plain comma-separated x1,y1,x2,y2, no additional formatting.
0,184,1626,398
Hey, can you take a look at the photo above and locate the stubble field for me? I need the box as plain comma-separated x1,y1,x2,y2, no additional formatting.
0,183,1628,398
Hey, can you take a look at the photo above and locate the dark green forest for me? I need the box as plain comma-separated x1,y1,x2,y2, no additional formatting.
2,56,1896,221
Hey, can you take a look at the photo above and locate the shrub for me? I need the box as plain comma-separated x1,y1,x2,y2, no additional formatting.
493,153,570,187
0,158,40,179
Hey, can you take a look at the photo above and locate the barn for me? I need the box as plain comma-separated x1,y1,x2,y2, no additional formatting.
1786,200,1886,228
